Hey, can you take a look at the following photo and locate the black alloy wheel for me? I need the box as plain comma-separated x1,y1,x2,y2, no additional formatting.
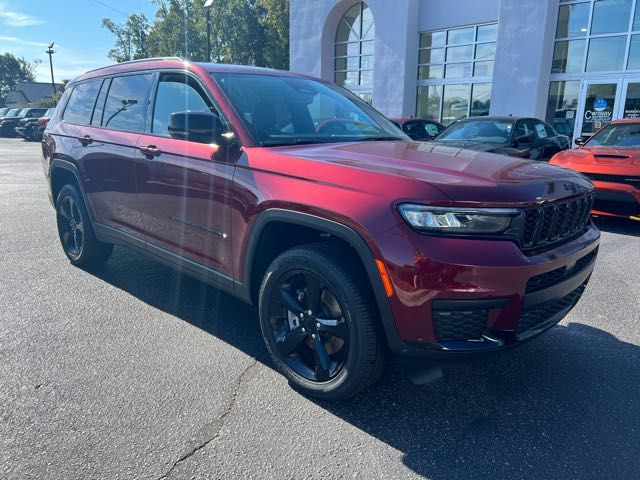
259,244,386,400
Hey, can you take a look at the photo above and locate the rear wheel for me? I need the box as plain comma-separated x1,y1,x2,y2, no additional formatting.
56,184,113,267
259,243,386,400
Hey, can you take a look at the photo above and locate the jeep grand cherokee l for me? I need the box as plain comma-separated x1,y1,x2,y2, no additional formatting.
42,58,600,400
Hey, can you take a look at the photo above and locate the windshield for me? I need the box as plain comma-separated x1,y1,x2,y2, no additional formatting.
6,109,20,117
437,119,514,144
45,108,55,116
211,72,406,146
17,109,28,117
0,108,8,116
586,123,640,148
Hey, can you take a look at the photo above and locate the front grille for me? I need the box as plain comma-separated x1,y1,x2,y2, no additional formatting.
583,172,640,190
518,283,586,333
521,193,593,252
432,309,488,342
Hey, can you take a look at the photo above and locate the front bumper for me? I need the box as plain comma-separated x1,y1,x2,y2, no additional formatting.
591,181,640,219
376,222,600,358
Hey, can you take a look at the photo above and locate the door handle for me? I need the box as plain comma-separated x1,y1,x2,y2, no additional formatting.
139,145,162,159
78,135,92,146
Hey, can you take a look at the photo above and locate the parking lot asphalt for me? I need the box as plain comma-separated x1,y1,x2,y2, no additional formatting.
0,137,639,480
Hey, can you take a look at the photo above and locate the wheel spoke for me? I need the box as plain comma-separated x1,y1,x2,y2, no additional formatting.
303,273,322,313
274,327,306,356
73,230,81,253
312,336,332,381
316,317,348,341
69,198,78,222
62,230,72,247
59,200,71,221
279,288,304,315
75,221,84,233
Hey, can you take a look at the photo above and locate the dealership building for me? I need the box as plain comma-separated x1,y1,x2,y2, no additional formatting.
290,0,640,139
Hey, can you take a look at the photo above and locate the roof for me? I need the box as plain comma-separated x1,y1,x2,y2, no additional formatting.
3,81,63,107
70,58,322,85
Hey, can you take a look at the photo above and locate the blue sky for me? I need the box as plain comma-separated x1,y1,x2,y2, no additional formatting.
0,0,159,82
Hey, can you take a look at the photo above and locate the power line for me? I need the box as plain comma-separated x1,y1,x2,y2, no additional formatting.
90,0,129,18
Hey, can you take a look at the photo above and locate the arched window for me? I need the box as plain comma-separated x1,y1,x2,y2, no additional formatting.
334,2,374,103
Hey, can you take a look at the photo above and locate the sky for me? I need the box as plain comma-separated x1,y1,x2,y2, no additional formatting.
0,0,159,83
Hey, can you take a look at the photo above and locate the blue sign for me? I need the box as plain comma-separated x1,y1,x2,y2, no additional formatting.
594,98,608,112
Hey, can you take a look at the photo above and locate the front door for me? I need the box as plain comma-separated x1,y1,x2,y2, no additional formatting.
135,72,236,278
576,81,619,138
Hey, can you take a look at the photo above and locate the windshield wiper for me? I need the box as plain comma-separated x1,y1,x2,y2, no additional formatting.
261,138,330,147
358,136,404,142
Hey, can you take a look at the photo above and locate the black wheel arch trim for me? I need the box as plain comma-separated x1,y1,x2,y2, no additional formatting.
237,208,411,355
49,158,98,222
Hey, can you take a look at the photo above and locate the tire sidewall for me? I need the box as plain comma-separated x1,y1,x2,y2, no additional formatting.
55,184,91,264
259,249,370,398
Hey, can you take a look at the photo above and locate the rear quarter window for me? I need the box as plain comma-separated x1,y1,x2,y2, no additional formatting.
63,80,102,125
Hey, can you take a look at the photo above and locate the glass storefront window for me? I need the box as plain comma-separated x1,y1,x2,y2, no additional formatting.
586,36,627,71
556,3,590,38
442,84,470,124
471,83,492,117
591,0,633,35
418,24,495,122
623,83,640,118
552,40,586,73
634,1,640,30
335,2,374,100
629,35,640,69
416,85,442,121
546,81,580,136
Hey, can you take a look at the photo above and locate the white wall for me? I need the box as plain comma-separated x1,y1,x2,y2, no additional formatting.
491,0,559,118
418,0,499,31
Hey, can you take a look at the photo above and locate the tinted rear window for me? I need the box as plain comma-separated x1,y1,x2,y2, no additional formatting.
102,74,153,133
63,80,102,125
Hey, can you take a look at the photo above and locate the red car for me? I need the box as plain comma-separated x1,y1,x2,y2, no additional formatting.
42,58,599,400
550,120,640,221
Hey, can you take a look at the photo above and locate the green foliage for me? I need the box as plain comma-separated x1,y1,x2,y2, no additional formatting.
0,53,39,106
102,0,289,68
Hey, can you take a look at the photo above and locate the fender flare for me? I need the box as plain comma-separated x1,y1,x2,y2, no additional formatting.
238,208,409,354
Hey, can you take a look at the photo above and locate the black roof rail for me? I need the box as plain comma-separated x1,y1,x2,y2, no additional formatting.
84,57,186,74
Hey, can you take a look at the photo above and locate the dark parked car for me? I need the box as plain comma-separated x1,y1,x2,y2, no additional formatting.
16,107,55,141
0,108,21,122
390,117,445,141
42,59,599,400
0,107,10,117
0,108,47,136
432,116,571,161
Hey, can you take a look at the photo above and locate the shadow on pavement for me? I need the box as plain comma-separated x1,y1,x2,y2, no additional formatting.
593,215,640,237
90,246,639,480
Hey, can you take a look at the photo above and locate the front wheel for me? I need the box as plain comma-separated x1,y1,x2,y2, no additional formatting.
56,184,113,267
259,243,386,400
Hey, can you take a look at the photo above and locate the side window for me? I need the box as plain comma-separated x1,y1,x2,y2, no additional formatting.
91,79,109,126
103,74,153,133
62,79,102,125
514,120,535,138
152,75,214,137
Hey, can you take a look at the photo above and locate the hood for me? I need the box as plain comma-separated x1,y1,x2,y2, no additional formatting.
274,141,593,207
552,146,640,169
430,139,512,154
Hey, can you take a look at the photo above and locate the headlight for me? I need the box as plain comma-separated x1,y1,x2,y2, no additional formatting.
398,204,521,234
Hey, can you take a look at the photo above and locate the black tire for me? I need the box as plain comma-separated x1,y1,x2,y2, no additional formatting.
55,184,113,267
259,243,386,400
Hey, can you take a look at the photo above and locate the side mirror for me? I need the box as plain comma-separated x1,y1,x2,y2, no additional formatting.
574,135,590,147
515,134,534,145
168,111,224,144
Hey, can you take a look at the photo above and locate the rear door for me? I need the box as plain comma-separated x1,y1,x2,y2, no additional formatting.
67,73,154,240
135,71,236,277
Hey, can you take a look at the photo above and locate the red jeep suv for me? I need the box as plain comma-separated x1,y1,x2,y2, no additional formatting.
42,58,600,400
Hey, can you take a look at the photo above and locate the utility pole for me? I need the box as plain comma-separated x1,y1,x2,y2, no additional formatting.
205,0,214,62
46,43,56,96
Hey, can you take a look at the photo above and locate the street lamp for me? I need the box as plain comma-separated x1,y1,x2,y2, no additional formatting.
204,0,214,62
46,43,56,96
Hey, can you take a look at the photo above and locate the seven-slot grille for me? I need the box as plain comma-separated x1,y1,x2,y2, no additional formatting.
521,193,593,251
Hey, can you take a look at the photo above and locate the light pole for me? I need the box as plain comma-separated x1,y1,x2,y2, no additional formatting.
46,43,56,96
204,0,214,62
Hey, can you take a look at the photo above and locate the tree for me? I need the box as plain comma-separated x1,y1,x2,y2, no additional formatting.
102,13,151,63
102,0,289,68
0,53,39,106
36,79,69,108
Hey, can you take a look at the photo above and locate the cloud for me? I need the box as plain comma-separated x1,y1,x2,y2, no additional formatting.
0,4,44,27
0,36,50,48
